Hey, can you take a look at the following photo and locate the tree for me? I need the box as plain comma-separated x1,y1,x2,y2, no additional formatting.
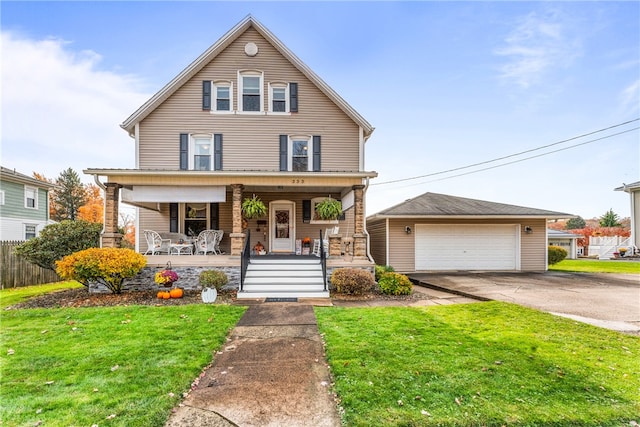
51,168,87,221
14,220,102,271
77,183,104,223
599,209,622,227
565,216,586,229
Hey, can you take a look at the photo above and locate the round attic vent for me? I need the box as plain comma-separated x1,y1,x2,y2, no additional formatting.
244,42,258,57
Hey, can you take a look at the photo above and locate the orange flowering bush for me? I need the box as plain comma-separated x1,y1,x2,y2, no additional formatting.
56,248,147,294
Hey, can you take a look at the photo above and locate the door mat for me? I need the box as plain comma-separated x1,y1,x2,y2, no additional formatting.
265,297,298,302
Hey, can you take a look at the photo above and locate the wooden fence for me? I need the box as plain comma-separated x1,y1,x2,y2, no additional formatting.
0,241,60,289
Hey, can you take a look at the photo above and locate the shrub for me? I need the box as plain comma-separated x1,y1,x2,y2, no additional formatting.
374,265,395,281
378,272,413,295
56,248,147,294
548,245,568,265
330,268,375,295
199,270,229,291
14,220,102,271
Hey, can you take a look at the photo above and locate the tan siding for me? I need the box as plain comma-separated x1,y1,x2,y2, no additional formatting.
388,219,416,272
520,218,547,271
139,28,360,172
366,218,387,266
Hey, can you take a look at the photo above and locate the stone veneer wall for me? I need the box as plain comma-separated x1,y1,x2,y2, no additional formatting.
88,266,240,294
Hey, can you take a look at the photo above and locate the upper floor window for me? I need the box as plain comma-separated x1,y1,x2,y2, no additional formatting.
25,186,37,209
25,224,37,240
270,83,287,113
279,135,321,172
180,133,223,171
192,136,212,170
291,138,309,172
214,81,232,112
239,71,263,112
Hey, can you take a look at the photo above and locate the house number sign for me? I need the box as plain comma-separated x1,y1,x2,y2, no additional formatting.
291,178,305,184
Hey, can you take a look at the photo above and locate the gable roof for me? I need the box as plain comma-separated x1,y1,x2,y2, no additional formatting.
0,166,56,189
615,181,640,193
369,192,574,219
121,15,374,138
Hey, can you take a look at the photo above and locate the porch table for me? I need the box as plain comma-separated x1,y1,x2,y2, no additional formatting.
170,243,193,255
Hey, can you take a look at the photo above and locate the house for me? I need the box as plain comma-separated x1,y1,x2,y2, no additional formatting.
547,229,580,259
84,16,377,298
367,192,573,272
0,166,56,241
615,181,640,255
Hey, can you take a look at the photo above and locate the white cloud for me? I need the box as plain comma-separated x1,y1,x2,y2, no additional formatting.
1,31,149,182
619,79,640,116
494,9,582,89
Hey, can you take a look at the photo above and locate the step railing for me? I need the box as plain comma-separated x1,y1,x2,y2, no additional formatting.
320,229,327,292
240,229,251,292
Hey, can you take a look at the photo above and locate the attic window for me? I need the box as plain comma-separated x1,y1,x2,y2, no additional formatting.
239,71,263,112
214,81,232,112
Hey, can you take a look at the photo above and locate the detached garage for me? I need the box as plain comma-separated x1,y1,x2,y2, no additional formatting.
367,193,573,272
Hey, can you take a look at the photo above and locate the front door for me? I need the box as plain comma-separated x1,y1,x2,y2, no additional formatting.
270,201,295,253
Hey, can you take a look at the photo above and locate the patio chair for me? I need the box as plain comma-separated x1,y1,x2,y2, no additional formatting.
312,226,339,257
143,230,171,255
211,230,224,254
194,230,219,255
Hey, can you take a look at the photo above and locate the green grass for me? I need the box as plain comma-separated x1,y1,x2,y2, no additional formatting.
1,304,246,426
0,281,84,309
549,259,640,274
316,302,640,426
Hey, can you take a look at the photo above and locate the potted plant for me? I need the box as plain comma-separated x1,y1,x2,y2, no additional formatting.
315,197,342,221
242,194,267,219
199,269,228,303
155,268,179,288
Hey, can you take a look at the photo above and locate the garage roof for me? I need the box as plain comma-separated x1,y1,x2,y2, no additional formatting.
369,192,574,219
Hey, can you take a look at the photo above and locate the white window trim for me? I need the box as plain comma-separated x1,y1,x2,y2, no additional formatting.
237,70,264,114
288,135,314,172
212,80,234,114
189,134,214,171
24,223,37,239
268,82,290,115
24,186,38,209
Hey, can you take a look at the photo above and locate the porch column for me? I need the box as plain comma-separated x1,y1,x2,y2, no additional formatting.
229,184,245,256
101,183,123,248
352,185,367,259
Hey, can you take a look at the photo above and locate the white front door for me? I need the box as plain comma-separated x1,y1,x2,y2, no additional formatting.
270,201,295,253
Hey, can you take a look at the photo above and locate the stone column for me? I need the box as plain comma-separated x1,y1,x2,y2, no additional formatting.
229,184,245,256
101,183,123,248
328,234,342,257
352,185,367,258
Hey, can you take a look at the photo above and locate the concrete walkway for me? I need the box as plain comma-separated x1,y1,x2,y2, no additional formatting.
165,303,341,427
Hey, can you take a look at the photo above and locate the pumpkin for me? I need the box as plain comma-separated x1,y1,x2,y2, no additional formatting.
157,291,164,299
169,288,184,299
161,291,171,300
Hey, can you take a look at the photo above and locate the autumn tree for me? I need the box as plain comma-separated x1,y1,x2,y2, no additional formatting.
120,211,136,248
599,209,622,227
51,168,87,221
565,216,586,229
78,183,104,223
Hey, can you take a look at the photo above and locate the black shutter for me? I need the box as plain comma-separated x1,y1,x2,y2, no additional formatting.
279,135,288,171
209,203,219,230
313,135,321,171
169,203,179,232
302,200,311,223
289,82,298,112
202,81,211,111
214,134,223,171
179,133,189,170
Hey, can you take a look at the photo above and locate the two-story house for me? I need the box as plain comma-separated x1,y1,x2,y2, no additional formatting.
0,166,55,241
85,16,377,298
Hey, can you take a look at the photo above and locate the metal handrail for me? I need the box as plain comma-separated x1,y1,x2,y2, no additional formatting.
240,229,251,292
320,229,327,292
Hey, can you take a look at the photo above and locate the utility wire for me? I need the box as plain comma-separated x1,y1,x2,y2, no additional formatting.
392,126,639,189
371,118,640,186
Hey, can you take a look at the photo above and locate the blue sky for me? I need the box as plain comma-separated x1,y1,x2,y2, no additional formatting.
2,1,638,219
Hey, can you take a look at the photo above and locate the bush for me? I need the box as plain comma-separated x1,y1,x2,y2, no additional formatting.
330,268,375,295
199,270,228,291
56,248,146,294
374,265,395,281
548,245,568,265
378,272,413,295
14,220,102,271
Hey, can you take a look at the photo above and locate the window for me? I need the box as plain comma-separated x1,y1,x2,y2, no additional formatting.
181,134,222,171
280,135,321,172
239,71,263,112
25,186,37,209
25,224,37,240
183,203,219,237
269,83,288,113
192,136,212,170
292,138,309,172
214,81,232,112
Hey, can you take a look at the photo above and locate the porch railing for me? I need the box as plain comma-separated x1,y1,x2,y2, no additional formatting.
320,229,327,292
240,229,251,292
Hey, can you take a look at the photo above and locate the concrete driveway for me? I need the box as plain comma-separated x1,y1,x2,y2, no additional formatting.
409,271,640,333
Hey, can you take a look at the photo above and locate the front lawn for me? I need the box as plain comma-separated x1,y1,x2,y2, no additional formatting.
550,259,640,274
0,305,246,426
0,281,83,309
316,302,640,426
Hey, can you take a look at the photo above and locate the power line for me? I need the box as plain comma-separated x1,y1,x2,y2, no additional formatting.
371,118,640,186
391,126,639,189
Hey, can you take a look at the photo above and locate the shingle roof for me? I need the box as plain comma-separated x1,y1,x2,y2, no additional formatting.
370,192,573,218
0,166,56,189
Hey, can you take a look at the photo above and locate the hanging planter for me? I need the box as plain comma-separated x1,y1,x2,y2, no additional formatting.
242,194,267,219
315,197,342,221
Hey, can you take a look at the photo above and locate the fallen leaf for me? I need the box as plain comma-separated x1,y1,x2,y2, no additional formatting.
7,349,15,355
45,381,54,385
111,365,119,372
455,397,461,406
421,410,431,416
106,414,116,419
41,330,48,334
397,400,404,406
36,409,43,414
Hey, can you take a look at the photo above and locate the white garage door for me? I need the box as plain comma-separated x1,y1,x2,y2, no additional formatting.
415,224,519,270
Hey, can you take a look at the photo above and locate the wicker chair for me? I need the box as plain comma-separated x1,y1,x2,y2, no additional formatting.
195,230,220,255
142,230,171,255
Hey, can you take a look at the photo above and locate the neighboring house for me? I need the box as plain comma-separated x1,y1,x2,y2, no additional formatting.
84,16,376,298
367,192,573,272
547,229,580,259
615,181,640,254
0,166,56,241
